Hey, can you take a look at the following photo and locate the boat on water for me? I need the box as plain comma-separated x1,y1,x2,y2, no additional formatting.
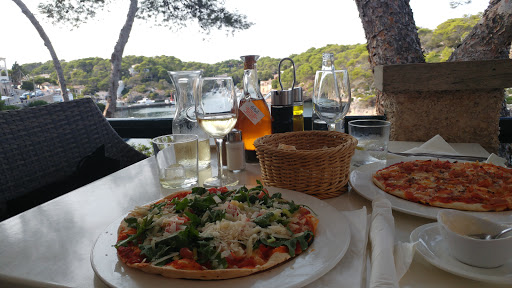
136,97,155,105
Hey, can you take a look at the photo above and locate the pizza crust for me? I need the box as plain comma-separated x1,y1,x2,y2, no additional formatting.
125,252,291,280
427,201,489,212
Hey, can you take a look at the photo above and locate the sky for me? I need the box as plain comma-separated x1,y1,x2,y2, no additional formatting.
1,0,490,68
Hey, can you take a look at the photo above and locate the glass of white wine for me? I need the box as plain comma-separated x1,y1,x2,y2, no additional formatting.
195,77,238,187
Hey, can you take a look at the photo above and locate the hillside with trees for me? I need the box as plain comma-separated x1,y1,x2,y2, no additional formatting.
13,14,495,111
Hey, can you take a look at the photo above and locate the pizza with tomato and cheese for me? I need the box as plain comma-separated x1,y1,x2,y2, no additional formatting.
372,159,512,212
115,183,318,280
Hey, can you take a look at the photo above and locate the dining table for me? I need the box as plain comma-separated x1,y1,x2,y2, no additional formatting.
0,140,510,288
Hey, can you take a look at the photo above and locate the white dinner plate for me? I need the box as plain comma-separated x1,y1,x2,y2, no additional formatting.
90,187,351,288
349,159,512,222
411,223,512,285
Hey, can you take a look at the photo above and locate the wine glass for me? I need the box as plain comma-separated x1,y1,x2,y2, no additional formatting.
313,69,351,131
195,77,239,187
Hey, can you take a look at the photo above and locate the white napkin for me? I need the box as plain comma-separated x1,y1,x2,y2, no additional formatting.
369,197,415,288
404,134,458,155
486,153,507,167
404,134,508,166
306,207,369,288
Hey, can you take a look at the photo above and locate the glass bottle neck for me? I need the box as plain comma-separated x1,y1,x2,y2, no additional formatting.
243,68,263,99
321,54,335,70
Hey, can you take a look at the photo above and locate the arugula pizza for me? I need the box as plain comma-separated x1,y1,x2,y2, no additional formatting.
115,183,318,280
372,159,512,212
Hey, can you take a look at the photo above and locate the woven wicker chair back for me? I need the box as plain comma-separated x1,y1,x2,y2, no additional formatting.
0,98,147,201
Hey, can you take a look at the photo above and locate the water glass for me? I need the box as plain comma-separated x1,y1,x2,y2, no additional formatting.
348,120,391,167
151,134,199,189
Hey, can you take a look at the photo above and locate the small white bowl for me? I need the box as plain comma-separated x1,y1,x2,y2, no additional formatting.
437,210,512,268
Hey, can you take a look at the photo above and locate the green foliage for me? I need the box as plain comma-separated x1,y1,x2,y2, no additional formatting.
21,81,34,91
434,14,480,47
0,100,20,111
131,143,153,157
421,14,481,62
9,62,25,85
34,76,57,85
96,102,106,112
505,89,512,104
17,14,481,103
28,100,48,107
38,0,253,48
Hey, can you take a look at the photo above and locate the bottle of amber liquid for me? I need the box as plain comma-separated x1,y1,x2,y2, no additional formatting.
236,55,272,163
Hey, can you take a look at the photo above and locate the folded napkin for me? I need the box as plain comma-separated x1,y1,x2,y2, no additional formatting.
369,197,415,288
486,153,507,167
306,207,368,288
404,134,507,166
404,134,458,155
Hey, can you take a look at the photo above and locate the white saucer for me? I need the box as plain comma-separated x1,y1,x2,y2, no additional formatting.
410,223,512,285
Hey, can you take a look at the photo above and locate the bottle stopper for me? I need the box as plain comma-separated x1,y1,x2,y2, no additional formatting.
241,55,259,70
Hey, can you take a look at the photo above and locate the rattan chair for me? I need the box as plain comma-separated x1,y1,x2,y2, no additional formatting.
0,98,147,220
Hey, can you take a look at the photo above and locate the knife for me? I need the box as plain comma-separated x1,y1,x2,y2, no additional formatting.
387,151,489,162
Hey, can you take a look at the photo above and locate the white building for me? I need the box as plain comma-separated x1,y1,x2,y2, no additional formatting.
0,58,13,97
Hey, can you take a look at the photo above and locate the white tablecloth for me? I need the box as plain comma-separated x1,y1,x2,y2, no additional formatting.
1,141,506,288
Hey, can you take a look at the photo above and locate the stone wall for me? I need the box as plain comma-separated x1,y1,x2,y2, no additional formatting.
374,60,512,154
383,89,503,154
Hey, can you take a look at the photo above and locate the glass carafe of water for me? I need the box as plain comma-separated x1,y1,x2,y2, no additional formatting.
169,70,211,169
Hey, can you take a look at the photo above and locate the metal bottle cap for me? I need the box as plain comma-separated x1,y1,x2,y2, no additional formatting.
292,87,303,102
270,90,294,106
227,129,242,142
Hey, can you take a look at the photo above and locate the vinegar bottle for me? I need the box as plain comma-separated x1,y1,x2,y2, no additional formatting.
236,55,272,163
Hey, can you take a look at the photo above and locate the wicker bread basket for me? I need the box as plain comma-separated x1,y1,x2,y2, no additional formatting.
254,131,357,199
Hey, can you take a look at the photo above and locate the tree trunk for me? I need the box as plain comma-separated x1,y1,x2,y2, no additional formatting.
447,0,512,160
104,0,138,118
354,0,425,114
449,0,512,118
12,0,69,101
449,0,512,61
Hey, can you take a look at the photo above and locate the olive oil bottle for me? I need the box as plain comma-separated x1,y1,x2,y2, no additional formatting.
236,55,272,163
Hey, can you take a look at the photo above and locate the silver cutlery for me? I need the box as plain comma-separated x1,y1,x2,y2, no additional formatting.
387,151,488,162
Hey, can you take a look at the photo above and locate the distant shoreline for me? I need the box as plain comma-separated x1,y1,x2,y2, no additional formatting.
116,102,174,110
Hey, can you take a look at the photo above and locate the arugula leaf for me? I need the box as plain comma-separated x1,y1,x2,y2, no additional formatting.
141,224,199,262
233,190,250,203
260,231,314,257
173,198,189,212
192,187,207,195
197,240,227,269
248,194,259,204
276,218,290,226
184,211,201,226
124,217,138,229
189,194,216,215
271,192,282,199
254,212,275,228
140,245,171,265
206,209,226,223
150,201,167,213
115,215,154,248
287,200,300,214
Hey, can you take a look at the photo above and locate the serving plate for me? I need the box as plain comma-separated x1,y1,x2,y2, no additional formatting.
411,223,512,285
349,159,512,222
90,187,351,288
